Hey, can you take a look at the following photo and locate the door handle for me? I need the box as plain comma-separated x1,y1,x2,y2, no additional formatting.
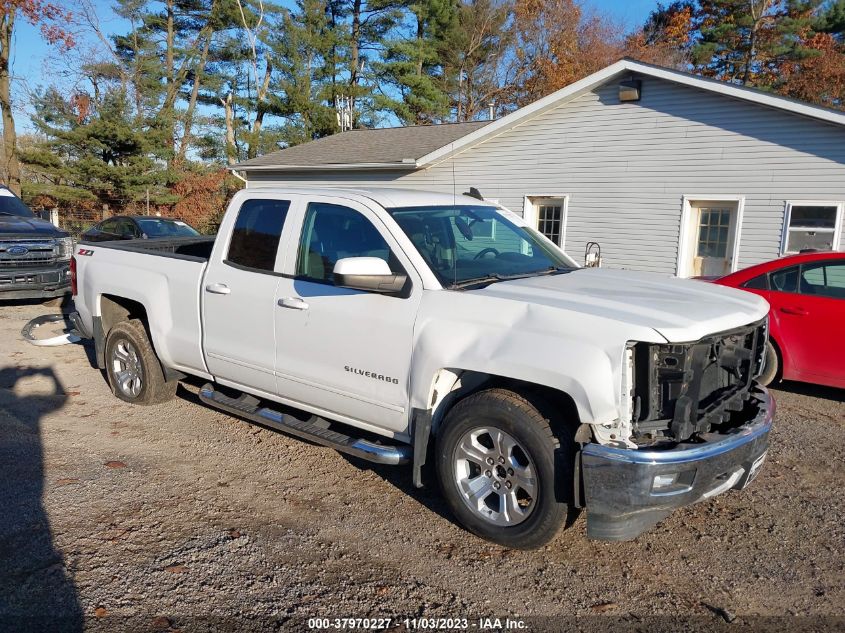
205,283,231,295
277,297,309,310
780,306,808,316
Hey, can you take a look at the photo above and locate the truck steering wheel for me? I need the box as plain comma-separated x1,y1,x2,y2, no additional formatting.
473,247,500,260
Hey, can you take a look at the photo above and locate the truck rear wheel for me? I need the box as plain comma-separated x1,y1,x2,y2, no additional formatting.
435,388,577,549
105,319,177,405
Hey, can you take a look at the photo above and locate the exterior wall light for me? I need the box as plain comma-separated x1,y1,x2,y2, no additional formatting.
619,79,642,102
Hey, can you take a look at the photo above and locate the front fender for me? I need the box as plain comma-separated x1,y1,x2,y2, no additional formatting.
411,322,617,425
408,290,667,426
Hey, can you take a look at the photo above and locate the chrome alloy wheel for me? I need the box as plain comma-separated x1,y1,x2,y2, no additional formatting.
111,339,143,398
453,427,538,526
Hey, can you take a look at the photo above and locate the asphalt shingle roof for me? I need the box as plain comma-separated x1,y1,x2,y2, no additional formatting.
234,121,490,169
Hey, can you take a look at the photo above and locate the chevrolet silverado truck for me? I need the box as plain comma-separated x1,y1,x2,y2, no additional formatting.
70,187,774,549
0,186,73,300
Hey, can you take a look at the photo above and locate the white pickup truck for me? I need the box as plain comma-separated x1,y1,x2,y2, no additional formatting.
71,187,774,548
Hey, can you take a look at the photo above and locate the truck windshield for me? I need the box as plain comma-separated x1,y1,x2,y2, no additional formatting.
0,190,35,218
388,205,574,288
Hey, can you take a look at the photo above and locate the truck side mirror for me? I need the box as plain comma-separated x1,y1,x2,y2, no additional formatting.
333,257,407,294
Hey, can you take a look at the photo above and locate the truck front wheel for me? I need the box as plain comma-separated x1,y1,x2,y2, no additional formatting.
435,388,577,549
105,319,177,405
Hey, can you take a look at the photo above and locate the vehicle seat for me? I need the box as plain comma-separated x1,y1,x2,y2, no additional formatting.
799,276,816,295
395,217,439,269
303,227,329,280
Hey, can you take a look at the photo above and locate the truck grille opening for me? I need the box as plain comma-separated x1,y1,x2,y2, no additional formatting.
631,318,767,442
0,240,57,268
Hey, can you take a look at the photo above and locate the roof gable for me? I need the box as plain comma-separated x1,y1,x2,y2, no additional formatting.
235,59,845,172
415,59,845,168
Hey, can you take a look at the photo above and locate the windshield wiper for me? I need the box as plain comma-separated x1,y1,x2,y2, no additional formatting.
449,267,571,290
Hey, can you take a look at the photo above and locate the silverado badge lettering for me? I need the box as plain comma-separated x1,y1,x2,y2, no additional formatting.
344,365,399,385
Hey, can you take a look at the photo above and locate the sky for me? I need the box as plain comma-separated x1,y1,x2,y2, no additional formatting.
10,0,658,132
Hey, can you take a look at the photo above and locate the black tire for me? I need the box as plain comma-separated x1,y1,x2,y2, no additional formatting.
105,319,177,405
757,340,781,386
435,388,577,549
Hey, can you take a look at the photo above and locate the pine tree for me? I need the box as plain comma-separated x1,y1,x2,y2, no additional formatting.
625,1,696,68
108,0,223,168
777,0,845,108
199,0,287,162
21,87,177,215
817,0,845,37
440,0,512,121
374,0,458,125
272,0,340,144
692,0,823,88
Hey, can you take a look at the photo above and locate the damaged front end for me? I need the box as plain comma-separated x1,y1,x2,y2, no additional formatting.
630,318,768,444
580,318,774,541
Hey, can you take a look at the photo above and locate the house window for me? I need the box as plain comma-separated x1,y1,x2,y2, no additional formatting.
536,200,565,245
696,207,732,258
783,202,843,254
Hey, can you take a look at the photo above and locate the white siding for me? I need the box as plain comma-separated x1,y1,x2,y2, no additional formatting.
247,76,845,274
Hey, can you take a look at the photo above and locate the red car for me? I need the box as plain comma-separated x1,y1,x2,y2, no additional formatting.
714,251,845,389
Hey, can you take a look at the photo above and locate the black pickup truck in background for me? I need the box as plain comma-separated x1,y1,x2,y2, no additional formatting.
0,186,73,300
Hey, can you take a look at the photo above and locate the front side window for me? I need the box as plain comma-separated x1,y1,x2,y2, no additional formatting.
296,202,398,283
799,261,845,299
226,199,290,272
99,219,120,235
783,204,841,253
116,219,138,238
389,205,572,288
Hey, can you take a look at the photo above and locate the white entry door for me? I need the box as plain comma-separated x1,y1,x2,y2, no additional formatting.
689,201,739,277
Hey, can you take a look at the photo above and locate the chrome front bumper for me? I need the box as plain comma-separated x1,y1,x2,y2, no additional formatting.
581,386,774,541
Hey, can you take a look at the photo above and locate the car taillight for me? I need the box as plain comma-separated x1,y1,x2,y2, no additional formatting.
70,255,77,296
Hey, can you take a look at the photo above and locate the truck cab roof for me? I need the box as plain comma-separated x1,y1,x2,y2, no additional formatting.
242,186,499,209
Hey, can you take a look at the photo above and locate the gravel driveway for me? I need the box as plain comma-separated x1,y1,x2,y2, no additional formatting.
1,301,843,632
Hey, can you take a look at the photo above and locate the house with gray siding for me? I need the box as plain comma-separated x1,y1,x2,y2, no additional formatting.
233,59,845,278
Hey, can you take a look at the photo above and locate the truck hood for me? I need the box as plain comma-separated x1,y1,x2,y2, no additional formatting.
471,267,769,342
0,214,67,238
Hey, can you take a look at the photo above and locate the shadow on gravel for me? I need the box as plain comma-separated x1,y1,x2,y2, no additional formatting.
0,295,73,311
340,454,456,526
0,366,83,632
174,376,459,527
773,381,844,403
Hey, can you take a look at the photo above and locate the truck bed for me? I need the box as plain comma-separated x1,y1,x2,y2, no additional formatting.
74,236,214,378
79,236,216,261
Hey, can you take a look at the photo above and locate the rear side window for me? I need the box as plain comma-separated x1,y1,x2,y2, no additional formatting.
742,274,768,290
769,266,799,293
226,199,290,272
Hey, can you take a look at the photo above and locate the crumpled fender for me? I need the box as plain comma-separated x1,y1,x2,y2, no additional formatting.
409,290,665,425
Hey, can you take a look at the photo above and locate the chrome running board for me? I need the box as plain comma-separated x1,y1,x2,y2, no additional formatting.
199,383,411,466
